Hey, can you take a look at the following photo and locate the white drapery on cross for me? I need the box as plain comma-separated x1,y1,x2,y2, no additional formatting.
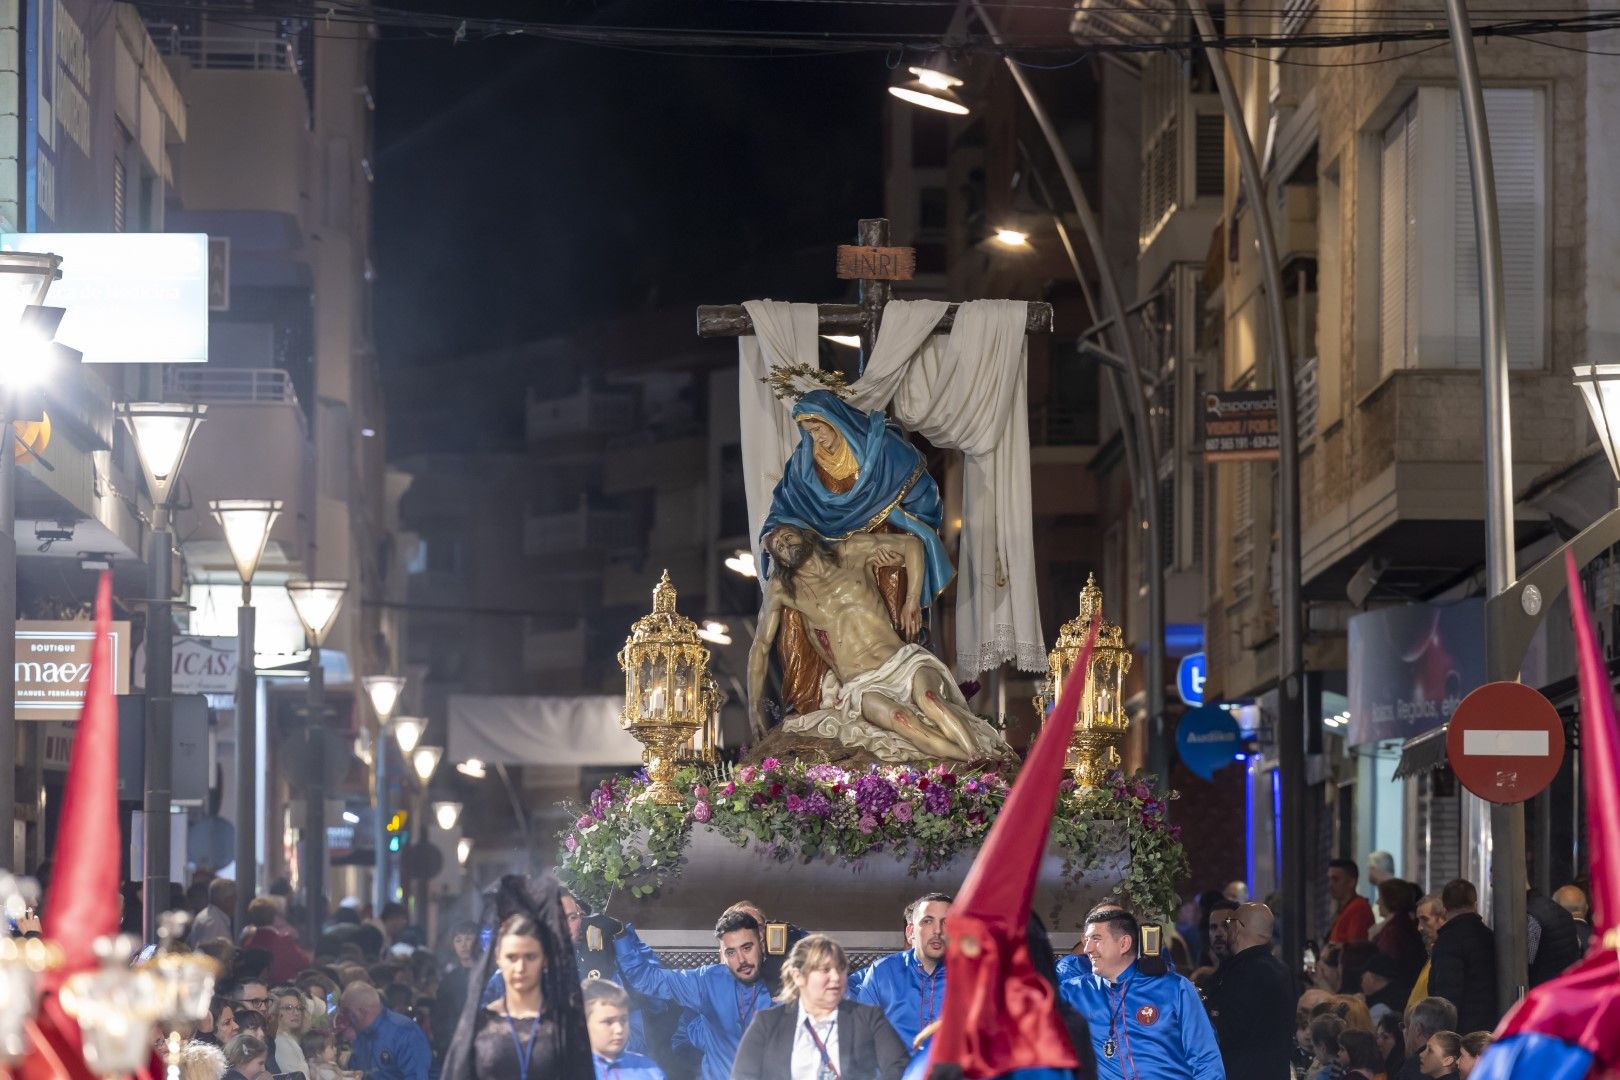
736,297,1044,677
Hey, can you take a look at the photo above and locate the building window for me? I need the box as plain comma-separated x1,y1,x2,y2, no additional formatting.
1379,87,1546,377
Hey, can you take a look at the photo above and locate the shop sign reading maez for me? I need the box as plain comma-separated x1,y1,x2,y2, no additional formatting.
15,620,131,720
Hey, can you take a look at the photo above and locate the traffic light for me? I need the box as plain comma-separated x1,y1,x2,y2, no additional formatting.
386,810,409,852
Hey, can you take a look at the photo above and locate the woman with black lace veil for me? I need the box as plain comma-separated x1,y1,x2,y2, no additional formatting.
441,874,595,1080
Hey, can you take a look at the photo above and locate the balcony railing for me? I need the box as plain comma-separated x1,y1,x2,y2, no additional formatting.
148,28,296,72
166,367,300,407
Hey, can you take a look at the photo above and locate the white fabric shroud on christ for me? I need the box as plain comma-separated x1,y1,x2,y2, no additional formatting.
736,297,1044,677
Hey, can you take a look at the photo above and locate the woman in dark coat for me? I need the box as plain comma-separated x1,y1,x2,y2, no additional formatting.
1372,879,1426,982
441,874,595,1080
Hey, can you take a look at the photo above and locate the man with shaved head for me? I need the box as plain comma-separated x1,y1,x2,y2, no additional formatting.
1205,902,1295,1079
341,982,430,1080
1553,883,1592,954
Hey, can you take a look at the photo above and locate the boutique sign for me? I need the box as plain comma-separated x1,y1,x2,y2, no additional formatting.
1347,599,1485,746
16,620,130,720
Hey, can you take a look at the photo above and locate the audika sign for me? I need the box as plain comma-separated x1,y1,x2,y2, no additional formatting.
15,619,131,721
1347,599,1485,746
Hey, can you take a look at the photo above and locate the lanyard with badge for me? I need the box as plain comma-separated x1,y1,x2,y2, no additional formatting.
802,1018,839,1080
504,1012,542,1080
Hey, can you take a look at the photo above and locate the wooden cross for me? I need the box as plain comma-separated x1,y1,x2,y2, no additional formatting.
695,218,1053,363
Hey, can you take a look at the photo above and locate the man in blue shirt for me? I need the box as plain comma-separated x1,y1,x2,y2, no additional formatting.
848,891,951,1048
340,982,430,1080
1060,905,1224,1080
614,909,775,1080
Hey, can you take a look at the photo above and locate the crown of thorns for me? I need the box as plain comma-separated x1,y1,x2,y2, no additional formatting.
761,362,851,402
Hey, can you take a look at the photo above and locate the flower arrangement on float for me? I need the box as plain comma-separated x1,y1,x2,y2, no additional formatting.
556,758,1188,920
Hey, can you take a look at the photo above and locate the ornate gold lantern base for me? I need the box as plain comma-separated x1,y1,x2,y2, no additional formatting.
1069,729,1124,790
631,725,701,805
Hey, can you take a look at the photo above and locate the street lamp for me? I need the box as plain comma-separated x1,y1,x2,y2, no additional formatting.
362,674,407,914
120,402,207,942
208,498,282,935
285,578,347,946
432,801,462,831
887,53,970,115
392,716,425,756
410,746,442,785
455,758,487,779
1572,365,1620,482
456,838,472,867
0,252,61,873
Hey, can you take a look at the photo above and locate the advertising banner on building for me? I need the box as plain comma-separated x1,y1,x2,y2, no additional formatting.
134,635,238,695
16,619,131,720
24,0,116,232
1347,599,1485,746
1202,390,1281,462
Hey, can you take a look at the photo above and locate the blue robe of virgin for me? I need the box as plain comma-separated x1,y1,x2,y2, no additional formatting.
761,390,953,604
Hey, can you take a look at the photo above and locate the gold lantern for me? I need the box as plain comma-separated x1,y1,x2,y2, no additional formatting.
1034,573,1133,788
679,672,723,768
619,571,711,803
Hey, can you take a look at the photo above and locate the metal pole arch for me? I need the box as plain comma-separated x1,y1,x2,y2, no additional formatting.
1185,0,1308,970
1442,0,1527,1009
970,0,1170,787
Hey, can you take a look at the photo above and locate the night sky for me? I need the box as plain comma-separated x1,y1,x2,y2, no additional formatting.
372,2,912,369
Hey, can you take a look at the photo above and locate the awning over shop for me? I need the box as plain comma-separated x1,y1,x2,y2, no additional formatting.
448,694,645,767
1393,723,1450,780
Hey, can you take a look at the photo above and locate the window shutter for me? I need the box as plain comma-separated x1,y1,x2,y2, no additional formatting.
1452,88,1545,369
1379,102,1417,376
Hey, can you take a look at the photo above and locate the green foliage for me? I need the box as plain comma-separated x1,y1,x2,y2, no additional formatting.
557,760,1188,920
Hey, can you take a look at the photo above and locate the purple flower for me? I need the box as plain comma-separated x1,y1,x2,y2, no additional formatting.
693,800,712,823
722,782,736,797
786,794,804,813
964,779,980,794
922,784,951,816
804,764,847,785
804,792,833,818
1169,824,1183,841
854,775,898,817
858,813,879,834
1131,779,1152,800
761,757,781,771
564,835,578,852
891,801,914,823
576,815,594,829
737,765,759,784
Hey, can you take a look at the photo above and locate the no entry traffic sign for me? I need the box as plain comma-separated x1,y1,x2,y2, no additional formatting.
1446,681,1565,804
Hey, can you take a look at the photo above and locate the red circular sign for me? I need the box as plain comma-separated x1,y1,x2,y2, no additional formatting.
1446,681,1565,804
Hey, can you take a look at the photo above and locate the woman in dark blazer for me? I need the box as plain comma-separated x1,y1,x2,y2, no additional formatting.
732,934,908,1080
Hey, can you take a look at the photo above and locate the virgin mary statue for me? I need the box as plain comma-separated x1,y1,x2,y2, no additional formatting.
760,390,955,715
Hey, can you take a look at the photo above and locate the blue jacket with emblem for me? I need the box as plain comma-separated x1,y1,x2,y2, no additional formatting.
847,948,948,1049
1059,960,1224,1080
347,1007,432,1080
613,923,774,1080
592,1049,666,1080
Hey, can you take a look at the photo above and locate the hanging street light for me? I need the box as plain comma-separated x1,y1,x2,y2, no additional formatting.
432,801,463,831
888,53,971,115
1572,365,1620,483
0,251,61,874
120,401,207,942
209,498,282,934
392,716,426,756
993,228,1030,248
456,838,473,867
362,675,407,723
455,758,487,779
411,746,443,785
284,578,347,947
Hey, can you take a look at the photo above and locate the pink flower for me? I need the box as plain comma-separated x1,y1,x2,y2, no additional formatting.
761,757,781,771
576,815,594,830
693,783,708,798
564,835,578,852
858,813,879,834
693,800,713,823
722,782,737,797
737,766,759,784
891,801,914,823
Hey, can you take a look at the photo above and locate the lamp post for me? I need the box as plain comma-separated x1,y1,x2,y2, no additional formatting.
392,716,425,756
120,402,207,941
408,745,441,927
285,579,347,946
362,675,406,914
209,499,282,932
0,253,62,871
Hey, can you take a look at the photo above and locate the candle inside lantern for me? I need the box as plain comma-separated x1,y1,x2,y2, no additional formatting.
646,687,666,715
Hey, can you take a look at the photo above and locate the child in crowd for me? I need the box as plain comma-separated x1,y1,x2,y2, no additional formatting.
299,1030,344,1080
583,978,663,1080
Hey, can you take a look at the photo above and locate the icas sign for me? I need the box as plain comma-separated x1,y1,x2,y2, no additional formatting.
16,620,131,721
0,233,209,363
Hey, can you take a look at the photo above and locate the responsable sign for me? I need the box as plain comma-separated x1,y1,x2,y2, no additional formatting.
1176,705,1242,780
1203,390,1280,462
